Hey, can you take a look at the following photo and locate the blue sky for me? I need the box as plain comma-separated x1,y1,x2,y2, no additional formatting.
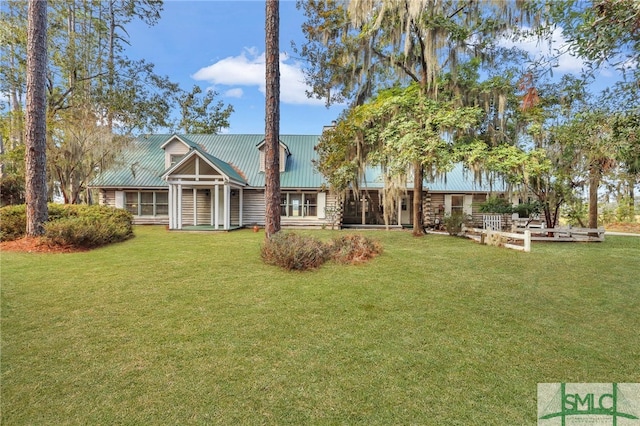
124,1,627,136
126,0,345,135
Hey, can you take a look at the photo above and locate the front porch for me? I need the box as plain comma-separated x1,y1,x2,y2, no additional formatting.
166,184,245,231
162,146,248,231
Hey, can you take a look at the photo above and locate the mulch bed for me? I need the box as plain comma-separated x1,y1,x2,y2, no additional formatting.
605,222,640,234
0,237,88,254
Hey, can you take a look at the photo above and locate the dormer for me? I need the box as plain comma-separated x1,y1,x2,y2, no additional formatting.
257,139,290,173
161,134,200,169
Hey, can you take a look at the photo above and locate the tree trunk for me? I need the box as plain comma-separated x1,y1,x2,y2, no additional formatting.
588,165,599,233
25,0,48,236
264,0,281,238
412,162,425,236
0,136,4,178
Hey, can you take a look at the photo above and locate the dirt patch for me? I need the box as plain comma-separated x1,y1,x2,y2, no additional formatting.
0,237,89,254
605,222,640,234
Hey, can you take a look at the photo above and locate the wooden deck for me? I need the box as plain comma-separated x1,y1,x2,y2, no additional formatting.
463,226,605,252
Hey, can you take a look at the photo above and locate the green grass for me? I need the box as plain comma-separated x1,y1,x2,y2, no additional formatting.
2,226,639,425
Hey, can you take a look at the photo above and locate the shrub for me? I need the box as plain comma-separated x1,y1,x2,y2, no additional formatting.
0,175,25,206
0,204,26,241
616,197,636,222
261,232,330,271
0,203,133,247
329,234,383,264
44,214,132,248
261,232,383,270
443,212,471,236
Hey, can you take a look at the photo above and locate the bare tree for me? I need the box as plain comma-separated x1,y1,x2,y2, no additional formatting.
25,0,48,236
264,0,280,237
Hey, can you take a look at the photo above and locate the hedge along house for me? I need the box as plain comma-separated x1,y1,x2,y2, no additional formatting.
91,133,508,230
91,133,341,230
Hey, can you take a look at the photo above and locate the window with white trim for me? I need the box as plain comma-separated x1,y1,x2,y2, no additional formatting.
280,192,317,217
170,154,184,167
451,195,464,215
125,191,168,216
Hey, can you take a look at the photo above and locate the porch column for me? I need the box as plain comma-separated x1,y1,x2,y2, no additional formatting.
214,184,220,229
224,184,230,230
397,198,402,227
177,184,182,229
210,187,214,226
168,185,174,229
239,187,244,227
193,188,197,226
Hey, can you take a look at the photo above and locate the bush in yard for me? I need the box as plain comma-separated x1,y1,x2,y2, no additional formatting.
44,206,133,248
0,203,133,247
261,232,330,271
443,212,471,236
0,204,27,241
329,234,383,264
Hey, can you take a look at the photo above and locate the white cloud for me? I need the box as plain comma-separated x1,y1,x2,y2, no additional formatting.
224,88,244,98
501,27,586,74
192,47,326,106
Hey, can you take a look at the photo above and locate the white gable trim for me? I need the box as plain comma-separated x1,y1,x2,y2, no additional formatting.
160,134,193,150
162,149,246,186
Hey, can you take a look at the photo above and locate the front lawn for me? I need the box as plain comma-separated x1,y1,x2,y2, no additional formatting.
2,226,638,424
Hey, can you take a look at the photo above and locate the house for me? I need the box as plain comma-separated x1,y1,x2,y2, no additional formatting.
90,133,508,230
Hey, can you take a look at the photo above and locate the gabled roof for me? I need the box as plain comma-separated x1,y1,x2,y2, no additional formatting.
161,146,247,185
90,134,325,189
90,133,507,192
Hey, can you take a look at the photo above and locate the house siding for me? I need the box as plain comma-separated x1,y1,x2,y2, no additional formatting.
243,189,266,225
231,192,240,226
100,190,116,208
181,190,194,226
428,193,445,226
196,189,211,226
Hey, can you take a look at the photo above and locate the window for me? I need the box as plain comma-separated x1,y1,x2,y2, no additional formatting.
170,154,184,167
125,192,138,215
155,192,168,215
451,195,464,215
124,191,169,216
280,192,317,218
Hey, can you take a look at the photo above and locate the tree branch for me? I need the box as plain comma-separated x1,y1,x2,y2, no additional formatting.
370,46,420,82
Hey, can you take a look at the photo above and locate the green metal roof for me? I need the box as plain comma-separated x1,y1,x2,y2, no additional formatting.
91,135,168,188
362,163,506,192
91,134,326,189
91,133,506,192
